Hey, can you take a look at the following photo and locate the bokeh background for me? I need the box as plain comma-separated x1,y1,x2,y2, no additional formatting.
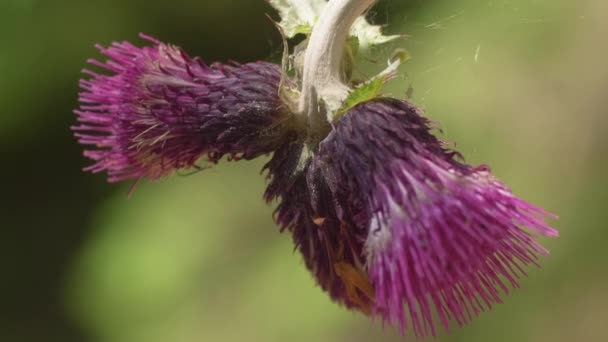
2,0,607,341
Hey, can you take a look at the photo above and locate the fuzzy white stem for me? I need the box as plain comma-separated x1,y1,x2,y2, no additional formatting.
298,0,377,131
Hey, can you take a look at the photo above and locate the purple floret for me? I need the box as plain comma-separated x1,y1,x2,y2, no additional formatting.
73,33,558,337
315,98,558,337
265,97,557,337
264,141,375,312
73,34,294,182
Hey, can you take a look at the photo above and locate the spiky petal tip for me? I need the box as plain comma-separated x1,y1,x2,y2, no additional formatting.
319,98,558,337
73,34,294,182
266,97,558,338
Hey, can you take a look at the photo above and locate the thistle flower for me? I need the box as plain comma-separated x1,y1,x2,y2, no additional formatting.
268,98,557,337
73,34,295,182
73,1,558,337
264,140,376,312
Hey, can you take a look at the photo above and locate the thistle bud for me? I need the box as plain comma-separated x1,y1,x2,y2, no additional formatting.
265,97,557,337
73,34,294,182
313,98,558,337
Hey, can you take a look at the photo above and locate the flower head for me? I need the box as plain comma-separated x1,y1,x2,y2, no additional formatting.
274,98,557,337
264,141,376,312
73,34,294,182
74,16,558,337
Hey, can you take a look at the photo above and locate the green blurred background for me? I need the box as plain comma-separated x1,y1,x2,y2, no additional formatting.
1,0,607,341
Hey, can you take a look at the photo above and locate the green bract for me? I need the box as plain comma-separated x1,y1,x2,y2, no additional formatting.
269,0,407,121
268,0,401,52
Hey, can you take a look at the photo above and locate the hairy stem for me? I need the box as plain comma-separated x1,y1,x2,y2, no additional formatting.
298,0,377,133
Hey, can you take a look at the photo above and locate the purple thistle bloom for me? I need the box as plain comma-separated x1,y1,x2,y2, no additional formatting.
73,34,558,338
265,141,375,312
73,34,294,182
265,98,557,337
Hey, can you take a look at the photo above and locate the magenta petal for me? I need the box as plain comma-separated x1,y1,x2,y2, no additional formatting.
73,34,294,182
315,98,558,337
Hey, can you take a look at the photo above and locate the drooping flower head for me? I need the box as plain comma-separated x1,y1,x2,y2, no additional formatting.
265,98,557,337
264,139,376,313
73,34,295,182
73,12,558,337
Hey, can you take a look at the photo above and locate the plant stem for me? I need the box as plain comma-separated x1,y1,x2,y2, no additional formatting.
298,0,377,133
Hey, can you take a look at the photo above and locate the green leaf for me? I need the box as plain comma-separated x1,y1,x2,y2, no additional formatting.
336,76,387,118
294,24,313,35
351,15,402,51
268,0,402,49
267,0,326,38
334,48,410,121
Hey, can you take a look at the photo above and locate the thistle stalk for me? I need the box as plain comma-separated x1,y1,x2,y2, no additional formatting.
298,0,377,133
